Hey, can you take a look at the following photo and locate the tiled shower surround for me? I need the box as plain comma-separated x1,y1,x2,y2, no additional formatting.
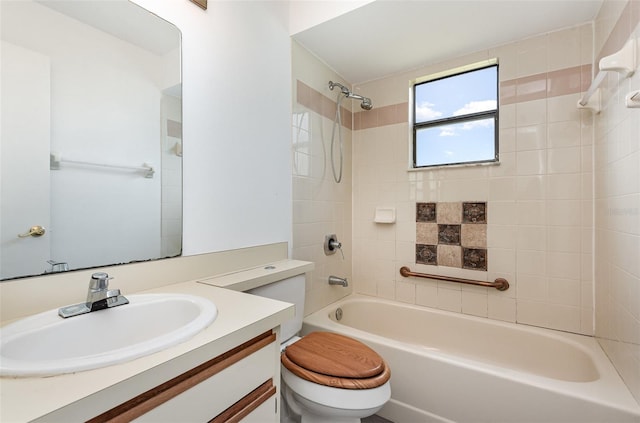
592,0,640,404
350,23,596,336
292,0,639,403
415,202,488,271
294,25,596,329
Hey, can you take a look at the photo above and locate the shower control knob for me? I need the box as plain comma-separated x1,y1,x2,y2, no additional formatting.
324,234,341,256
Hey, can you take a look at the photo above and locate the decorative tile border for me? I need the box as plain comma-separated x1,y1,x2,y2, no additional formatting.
499,65,590,105
416,202,436,222
350,64,594,129
416,244,437,265
462,202,486,223
438,224,460,245
296,80,352,130
298,61,594,132
415,202,488,271
463,247,487,271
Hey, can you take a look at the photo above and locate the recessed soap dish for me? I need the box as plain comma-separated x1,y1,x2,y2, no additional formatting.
374,207,396,223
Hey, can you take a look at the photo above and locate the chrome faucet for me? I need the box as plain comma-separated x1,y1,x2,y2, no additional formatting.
328,275,348,287
58,272,129,318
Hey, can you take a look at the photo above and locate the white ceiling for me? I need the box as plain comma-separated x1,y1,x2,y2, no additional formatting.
37,0,180,55
292,0,604,84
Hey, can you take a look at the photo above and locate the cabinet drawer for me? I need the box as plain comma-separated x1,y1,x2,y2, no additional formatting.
240,396,276,423
135,344,275,422
210,380,276,423
89,331,277,423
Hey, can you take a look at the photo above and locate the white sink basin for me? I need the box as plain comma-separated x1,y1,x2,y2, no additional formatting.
0,293,217,377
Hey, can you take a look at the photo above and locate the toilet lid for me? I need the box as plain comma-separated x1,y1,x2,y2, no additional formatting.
281,332,390,389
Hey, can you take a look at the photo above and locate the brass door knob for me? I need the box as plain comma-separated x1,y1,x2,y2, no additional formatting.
17,225,46,238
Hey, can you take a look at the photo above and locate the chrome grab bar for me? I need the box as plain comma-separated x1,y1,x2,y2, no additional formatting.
399,266,509,291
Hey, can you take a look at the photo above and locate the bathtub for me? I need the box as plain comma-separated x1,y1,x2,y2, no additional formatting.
301,295,640,423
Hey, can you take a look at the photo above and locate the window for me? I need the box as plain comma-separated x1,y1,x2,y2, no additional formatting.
412,61,498,168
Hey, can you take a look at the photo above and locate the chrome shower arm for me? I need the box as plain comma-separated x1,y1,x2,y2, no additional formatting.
328,80,350,96
329,81,373,110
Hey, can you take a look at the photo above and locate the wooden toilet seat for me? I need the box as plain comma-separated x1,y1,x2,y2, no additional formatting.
281,332,391,390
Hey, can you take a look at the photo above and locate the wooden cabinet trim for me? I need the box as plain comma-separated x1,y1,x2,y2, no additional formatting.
209,379,276,423
88,331,276,423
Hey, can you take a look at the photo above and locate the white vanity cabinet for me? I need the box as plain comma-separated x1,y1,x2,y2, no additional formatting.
88,331,279,423
1,262,308,423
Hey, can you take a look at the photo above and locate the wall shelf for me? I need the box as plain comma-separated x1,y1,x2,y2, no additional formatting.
625,90,640,108
578,38,637,113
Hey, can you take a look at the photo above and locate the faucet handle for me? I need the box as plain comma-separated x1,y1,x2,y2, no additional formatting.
90,272,112,290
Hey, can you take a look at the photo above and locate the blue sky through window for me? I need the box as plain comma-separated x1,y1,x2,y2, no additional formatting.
414,65,497,167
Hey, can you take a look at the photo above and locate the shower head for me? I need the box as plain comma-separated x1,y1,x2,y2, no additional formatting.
329,81,373,110
346,92,373,110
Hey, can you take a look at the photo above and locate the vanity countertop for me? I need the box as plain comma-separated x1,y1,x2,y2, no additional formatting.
198,259,314,291
0,280,295,422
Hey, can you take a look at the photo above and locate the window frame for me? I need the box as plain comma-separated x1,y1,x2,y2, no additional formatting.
411,60,499,169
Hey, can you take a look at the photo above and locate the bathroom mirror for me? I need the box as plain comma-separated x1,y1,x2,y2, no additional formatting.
0,0,182,280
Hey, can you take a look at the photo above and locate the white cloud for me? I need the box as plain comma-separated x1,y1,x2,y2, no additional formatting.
461,119,493,131
424,99,496,138
445,100,497,133
452,100,496,116
439,126,457,137
416,101,442,121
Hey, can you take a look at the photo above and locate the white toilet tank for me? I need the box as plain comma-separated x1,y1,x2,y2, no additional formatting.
247,274,305,342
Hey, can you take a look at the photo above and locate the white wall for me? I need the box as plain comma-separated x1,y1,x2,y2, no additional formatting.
131,0,293,256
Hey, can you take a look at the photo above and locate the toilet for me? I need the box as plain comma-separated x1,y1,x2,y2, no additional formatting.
248,275,391,423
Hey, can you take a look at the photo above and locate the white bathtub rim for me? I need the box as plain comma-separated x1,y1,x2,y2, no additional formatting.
313,294,609,373
319,294,601,359
302,294,640,416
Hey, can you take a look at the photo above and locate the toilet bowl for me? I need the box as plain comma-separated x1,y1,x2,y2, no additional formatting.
280,332,391,423
246,275,391,423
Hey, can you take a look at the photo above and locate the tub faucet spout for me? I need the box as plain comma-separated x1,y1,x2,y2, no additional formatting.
328,275,348,287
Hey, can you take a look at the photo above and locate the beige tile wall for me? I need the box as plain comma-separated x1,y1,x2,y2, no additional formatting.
593,0,640,405
352,23,595,335
291,41,354,315
291,4,639,402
